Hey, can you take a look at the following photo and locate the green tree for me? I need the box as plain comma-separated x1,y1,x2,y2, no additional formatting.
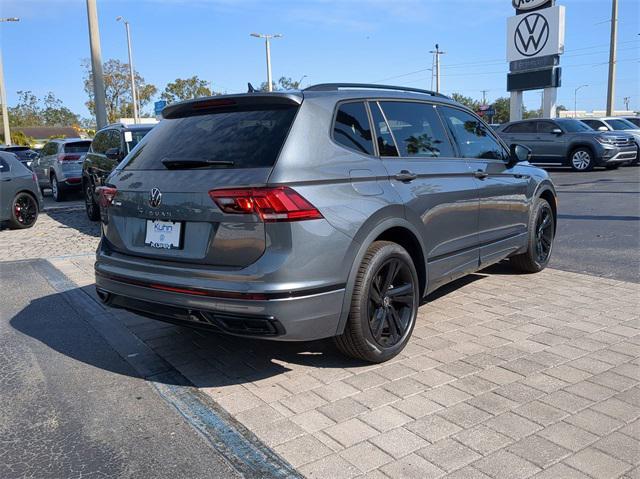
258,76,302,92
0,130,35,146
83,59,158,123
7,91,79,127
160,76,213,103
450,93,481,111
492,97,511,124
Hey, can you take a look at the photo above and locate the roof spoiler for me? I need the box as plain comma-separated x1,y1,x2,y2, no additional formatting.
162,93,303,119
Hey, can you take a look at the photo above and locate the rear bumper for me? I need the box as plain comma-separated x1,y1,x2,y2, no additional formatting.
95,271,345,341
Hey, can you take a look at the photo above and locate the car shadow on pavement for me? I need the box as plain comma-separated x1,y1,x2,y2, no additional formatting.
45,208,101,238
10,268,500,389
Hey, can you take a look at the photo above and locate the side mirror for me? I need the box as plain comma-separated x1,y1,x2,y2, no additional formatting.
597,126,609,132
552,128,563,135
105,147,121,160
509,143,531,165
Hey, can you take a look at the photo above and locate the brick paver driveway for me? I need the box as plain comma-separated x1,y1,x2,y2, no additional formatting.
2,205,639,478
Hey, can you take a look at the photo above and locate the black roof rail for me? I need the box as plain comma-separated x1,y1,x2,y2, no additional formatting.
303,83,449,99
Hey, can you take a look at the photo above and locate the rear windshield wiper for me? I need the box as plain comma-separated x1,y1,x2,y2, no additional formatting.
161,158,235,170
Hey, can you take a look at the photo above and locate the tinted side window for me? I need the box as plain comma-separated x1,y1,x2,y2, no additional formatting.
0,158,9,172
537,121,558,134
91,130,110,154
580,119,599,130
379,101,453,158
370,102,398,157
505,122,536,133
333,102,374,155
105,130,121,151
41,142,55,156
440,107,506,160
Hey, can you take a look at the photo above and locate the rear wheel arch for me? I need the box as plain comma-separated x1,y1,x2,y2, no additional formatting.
536,186,557,233
336,218,427,336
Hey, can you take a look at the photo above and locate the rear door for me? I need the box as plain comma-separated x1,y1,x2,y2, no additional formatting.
438,106,530,267
501,121,539,157
34,141,56,186
535,120,565,161
103,97,300,268
373,100,480,290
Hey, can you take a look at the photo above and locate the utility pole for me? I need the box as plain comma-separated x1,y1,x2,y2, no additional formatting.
116,17,138,123
429,44,445,94
250,33,282,92
606,0,618,116
481,90,489,105
623,96,631,111
0,18,19,146
0,17,19,146
86,0,107,128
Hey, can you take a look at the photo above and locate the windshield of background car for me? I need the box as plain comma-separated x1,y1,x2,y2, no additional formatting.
122,106,298,170
607,119,638,131
556,120,592,133
125,129,152,152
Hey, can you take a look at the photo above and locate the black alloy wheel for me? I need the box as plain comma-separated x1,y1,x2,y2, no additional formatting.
11,192,38,229
534,203,554,264
368,258,416,348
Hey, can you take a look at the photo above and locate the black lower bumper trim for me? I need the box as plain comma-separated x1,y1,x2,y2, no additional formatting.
106,291,286,337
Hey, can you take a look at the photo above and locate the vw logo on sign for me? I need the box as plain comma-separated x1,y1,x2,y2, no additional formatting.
149,188,162,208
514,12,549,57
512,0,549,11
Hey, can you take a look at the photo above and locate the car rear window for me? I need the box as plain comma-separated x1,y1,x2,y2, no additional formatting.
122,107,297,170
64,141,91,153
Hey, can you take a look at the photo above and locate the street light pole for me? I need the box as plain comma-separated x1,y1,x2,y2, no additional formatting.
0,17,19,145
574,85,588,118
606,0,618,116
250,33,282,92
117,17,138,124
86,0,107,128
429,44,445,94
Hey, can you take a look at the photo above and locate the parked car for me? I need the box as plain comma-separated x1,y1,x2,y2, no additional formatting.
94,83,558,363
496,118,637,171
83,123,155,220
0,151,43,229
579,117,640,166
0,146,39,170
33,138,92,201
622,117,640,128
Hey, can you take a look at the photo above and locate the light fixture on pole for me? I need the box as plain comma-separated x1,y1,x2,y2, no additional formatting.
574,84,588,118
116,16,138,123
250,33,282,92
0,17,19,146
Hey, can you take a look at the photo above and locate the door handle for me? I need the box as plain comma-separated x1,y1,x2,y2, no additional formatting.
394,170,418,182
474,170,489,180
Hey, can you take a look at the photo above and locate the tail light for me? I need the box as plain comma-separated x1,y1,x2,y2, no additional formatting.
58,154,81,162
209,186,323,222
97,186,118,207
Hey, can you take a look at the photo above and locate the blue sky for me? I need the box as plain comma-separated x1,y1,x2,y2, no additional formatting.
1,0,638,120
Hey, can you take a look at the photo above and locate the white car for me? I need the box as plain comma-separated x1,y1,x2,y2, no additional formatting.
580,117,640,166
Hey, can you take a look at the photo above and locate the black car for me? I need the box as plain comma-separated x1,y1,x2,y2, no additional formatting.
82,123,154,220
0,146,39,170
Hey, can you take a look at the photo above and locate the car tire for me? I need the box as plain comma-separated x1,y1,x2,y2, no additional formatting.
51,174,65,202
84,178,100,221
334,241,419,363
569,147,595,172
9,192,39,229
510,198,555,273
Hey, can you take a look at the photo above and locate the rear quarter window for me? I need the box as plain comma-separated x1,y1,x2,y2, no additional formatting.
123,107,298,170
332,102,374,156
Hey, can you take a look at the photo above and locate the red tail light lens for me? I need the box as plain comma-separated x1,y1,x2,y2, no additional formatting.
58,154,81,162
209,186,323,222
97,186,118,207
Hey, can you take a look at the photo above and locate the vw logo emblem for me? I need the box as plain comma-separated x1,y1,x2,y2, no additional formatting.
514,13,549,57
149,188,162,208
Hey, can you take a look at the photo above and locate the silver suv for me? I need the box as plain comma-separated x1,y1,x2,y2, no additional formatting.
34,138,92,201
95,84,558,362
496,118,637,171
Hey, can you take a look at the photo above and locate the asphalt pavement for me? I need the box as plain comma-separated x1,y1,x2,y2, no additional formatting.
0,259,240,479
548,166,640,283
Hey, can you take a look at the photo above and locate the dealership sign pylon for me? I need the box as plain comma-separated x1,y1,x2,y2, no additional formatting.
507,0,565,120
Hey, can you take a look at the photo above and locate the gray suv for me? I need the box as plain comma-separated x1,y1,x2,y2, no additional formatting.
34,138,92,201
95,84,558,362
496,118,637,171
